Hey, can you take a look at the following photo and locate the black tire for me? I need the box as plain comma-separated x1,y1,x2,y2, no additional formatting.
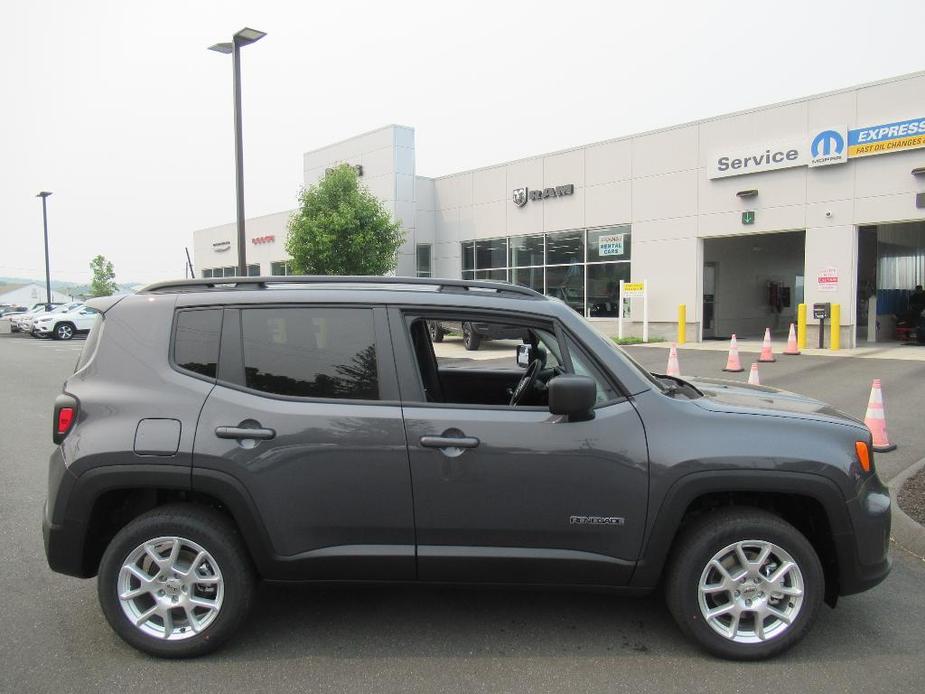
98,504,255,658
462,322,481,351
54,322,75,340
429,322,445,343
665,507,824,661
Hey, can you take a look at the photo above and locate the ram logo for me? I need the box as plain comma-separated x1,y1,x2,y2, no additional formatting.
512,187,528,208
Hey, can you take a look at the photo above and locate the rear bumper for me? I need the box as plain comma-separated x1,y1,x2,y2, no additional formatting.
43,447,91,578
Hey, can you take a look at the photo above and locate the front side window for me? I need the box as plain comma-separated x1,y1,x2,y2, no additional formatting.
241,307,379,400
174,309,222,379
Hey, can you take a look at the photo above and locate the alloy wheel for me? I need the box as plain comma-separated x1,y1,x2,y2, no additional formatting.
697,540,804,644
57,324,73,340
117,536,224,641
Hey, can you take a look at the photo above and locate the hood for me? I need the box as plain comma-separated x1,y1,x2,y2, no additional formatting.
686,377,866,430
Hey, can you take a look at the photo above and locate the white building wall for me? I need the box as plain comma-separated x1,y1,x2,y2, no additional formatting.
191,71,925,345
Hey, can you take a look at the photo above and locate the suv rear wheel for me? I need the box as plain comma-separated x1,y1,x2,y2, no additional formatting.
665,507,823,660
98,504,255,658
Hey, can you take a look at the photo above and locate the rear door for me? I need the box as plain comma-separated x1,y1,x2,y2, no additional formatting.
192,304,415,580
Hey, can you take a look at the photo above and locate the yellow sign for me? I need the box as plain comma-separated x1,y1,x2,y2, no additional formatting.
622,282,645,297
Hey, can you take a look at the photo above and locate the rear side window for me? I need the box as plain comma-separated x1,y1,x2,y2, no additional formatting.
174,309,222,379
241,307,379,400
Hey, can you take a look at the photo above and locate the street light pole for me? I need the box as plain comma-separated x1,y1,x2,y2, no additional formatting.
36,191,53,306
209,27,266,277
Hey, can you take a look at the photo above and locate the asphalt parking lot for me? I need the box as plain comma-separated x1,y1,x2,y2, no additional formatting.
2,329,924,694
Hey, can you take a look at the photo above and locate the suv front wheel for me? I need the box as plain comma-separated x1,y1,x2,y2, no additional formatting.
665,507,823,660
98,504,255,658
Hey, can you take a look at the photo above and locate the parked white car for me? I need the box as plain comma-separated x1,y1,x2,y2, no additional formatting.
19,302,82,335
11,303,62,333
32,304,97,340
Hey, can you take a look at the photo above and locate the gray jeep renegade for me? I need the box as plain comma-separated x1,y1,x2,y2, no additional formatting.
43,276,891,660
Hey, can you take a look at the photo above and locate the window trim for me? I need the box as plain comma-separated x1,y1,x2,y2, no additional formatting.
169,308,225,384
214,303,400,405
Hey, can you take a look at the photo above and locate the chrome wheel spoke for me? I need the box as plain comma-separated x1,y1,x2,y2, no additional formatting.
118,535,224,641
698,540,804,645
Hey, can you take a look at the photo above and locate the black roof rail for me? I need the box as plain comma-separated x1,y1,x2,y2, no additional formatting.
138,275,546,299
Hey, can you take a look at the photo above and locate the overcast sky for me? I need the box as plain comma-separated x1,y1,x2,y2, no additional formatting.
3,0,924,284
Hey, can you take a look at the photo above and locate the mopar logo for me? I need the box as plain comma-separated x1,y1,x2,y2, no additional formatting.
809,127,848,167
811,130,844,157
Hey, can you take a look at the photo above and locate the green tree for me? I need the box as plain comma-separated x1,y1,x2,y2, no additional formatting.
89,255,118,297
286,164,404,275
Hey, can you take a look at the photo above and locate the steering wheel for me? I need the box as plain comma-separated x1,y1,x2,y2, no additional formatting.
510,358,542,407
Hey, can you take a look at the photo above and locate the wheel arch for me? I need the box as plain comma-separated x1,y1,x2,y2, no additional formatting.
62,465,274,578
631,470,851,604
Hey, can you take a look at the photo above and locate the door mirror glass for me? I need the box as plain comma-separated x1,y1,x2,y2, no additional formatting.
516,343,535,368
548,375,596,421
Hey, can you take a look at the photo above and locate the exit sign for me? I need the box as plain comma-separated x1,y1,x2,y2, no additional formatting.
742,210,755,225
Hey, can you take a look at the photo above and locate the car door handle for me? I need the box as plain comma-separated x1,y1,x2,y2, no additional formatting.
215,426,276,440
420,435,480,449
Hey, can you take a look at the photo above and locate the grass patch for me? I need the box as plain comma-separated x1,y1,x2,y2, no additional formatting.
612,336,667,345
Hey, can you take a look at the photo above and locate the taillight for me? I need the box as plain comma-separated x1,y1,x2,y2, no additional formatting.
53,394,78,444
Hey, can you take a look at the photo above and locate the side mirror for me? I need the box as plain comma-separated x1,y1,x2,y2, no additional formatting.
548,375,596,422
516,343,535,368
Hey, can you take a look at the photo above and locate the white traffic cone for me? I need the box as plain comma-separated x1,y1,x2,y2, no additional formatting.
747,362,760,385
666,343,681,377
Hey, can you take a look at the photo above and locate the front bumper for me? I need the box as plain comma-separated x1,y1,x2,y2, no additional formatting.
836,473,892,595
34,324,52,335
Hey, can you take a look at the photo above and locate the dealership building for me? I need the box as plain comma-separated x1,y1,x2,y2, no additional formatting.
193,70,925,347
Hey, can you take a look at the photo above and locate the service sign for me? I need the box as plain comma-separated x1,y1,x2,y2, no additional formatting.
599,234,625,257
708,138,805,179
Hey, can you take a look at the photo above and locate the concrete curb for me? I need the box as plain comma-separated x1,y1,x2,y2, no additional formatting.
887,456,925,559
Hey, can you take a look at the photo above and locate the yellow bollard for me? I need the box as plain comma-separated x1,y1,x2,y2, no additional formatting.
830,303,840,351
677,304,686,345
797,303,807,350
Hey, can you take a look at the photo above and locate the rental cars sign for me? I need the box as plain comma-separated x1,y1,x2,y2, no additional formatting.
709,116,925,179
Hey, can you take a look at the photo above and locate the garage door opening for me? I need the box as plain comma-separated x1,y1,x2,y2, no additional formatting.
857,222,925,343
702,231,805,340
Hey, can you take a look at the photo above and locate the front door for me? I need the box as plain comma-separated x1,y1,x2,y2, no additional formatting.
393,310,650,585
192,305,415,580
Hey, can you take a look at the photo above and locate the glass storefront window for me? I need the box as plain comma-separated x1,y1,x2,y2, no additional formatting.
512,266,544,293
462,242,475,272
546,265,585,314
509,235,544,267
270,261,292,276
588,226,631,263
587,262,631,317
462,270,475,281
546,230,584,265
475,238,507,269
476,269,509,282
416,244,432,277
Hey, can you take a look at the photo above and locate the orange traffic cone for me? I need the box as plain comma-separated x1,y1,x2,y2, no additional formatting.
747,362,760,385
758,328,776,362
723,334,744,372
666,343,681,377
864,379,896,452
783,323,800,355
